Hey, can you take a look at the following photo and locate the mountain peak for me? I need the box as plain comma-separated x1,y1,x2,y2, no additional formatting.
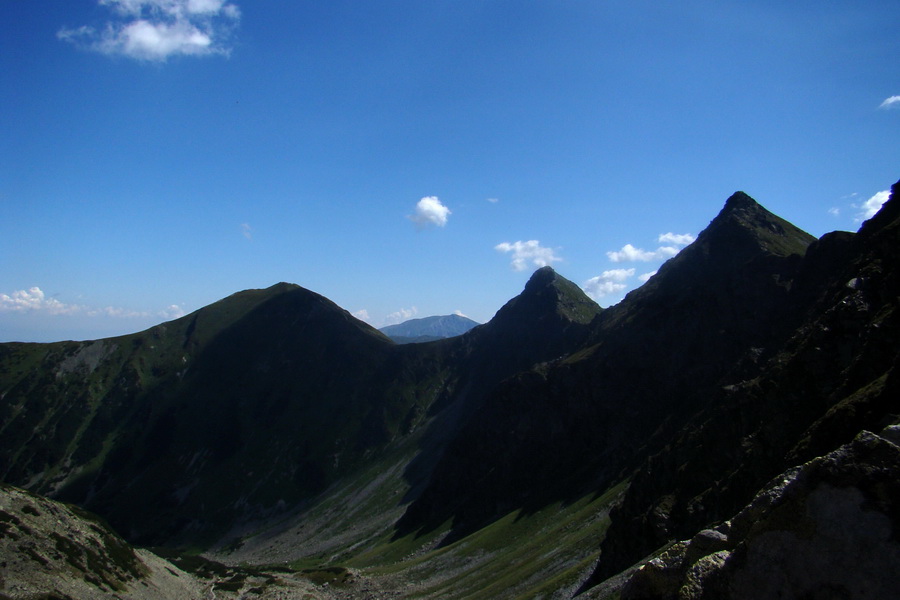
523,265,560,292
699,191,816,260
491,267,600,328
722,190,758,211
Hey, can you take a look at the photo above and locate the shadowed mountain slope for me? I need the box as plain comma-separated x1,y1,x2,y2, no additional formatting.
588,180,900,586
395,192,818,541
0,283,437,546
0,268,601,549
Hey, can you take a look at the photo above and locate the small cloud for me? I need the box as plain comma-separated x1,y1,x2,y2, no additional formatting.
582,268,635,300
160,304,186,319
854,190,890,221
241,223,252,240
657,232,695,246
656,246,679,258
486,197,499,204
828,207,841,217
638,270,657,283
453,309,468,317
408,196,451,229
607,233,693,263
878,95,900,109
384,306,417,326
352,309,371,323
606,243,658,262
495,240,562,271
58,0,240,62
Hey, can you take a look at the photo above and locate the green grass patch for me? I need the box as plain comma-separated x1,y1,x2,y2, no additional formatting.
346,481,627,600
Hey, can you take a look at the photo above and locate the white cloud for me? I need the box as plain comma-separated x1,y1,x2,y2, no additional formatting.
582,268,635,300
878,96,900,109
607,232,693,263
384,306,417,326
638,270,657,283
657,246,679,258
486,197,499,204
1,286,184,321
0,287,82,315
241,223,252,240
495,240,562,271
828,207,841,217
855,190,890,221
352,309,371,323
658,232,695,246
606,243,658,262
453,309,468,317
160,304,186,319
58,0,240,61
408,196,451,228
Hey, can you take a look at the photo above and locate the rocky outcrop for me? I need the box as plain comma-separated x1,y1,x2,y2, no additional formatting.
620,426,900,599
0,483,202,599
0,483,340,599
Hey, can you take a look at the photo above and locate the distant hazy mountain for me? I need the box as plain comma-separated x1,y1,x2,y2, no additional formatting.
379,313,480,343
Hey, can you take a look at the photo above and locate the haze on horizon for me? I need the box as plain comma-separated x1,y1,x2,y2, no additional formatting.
2,1,898,342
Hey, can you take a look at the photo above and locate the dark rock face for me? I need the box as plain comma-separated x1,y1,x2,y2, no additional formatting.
589,180,900,585
620,427,900,600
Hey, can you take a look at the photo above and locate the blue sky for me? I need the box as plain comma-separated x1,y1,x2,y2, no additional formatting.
2,1,898,342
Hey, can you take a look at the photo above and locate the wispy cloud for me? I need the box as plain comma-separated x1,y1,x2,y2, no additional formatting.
0,286,184,320
495,240,562,271
241,223,253,240
878,96,900,109
58,0,240,62
486,197,500,204
408,196,451,229
582,268,635,300
854,190,890,221
638,270,656,283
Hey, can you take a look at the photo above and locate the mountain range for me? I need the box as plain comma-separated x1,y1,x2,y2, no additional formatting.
1,181,898,599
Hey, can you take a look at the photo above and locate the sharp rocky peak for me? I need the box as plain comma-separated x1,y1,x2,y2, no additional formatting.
523,265,559,291
488,266,600,329
693,190,816,260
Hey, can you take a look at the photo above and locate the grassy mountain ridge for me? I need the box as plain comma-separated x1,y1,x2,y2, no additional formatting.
0,265,601,549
